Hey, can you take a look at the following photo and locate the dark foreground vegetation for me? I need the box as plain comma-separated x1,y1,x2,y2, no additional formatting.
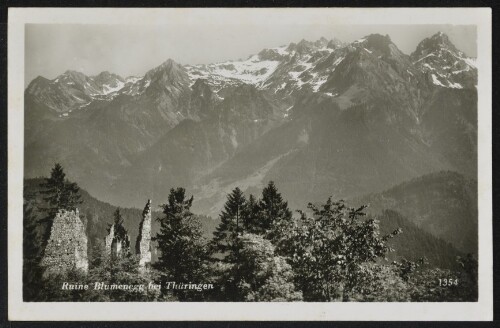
23,164,478,302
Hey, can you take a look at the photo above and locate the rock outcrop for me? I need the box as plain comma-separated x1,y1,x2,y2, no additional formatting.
41,209,88,276
136,199,152,270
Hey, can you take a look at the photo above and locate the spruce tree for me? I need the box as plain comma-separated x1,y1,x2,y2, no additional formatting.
23,201,44,301
211,187,247,259
38,163,82,252
111,208,127,237
108,208,130,257
256,181,292,240
40,163,82,217
242,194,260,233
154,188,207,300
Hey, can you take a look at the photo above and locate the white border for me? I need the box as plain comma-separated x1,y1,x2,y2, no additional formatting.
8,8,493,321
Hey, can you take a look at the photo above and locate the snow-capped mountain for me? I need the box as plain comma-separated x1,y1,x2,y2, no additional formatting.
411,32,477,89
92,71,126,95
26,70,126,114
24,36,347,117
184,36,347,100
24,32,478,224
25,32,476,118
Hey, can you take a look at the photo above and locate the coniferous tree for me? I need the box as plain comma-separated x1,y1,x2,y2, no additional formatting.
23,201,44,301
154,188,208,300
40,163,82,216
108,208,131,257
38,163,82,250
242,194,260,233
211,187,247,259
112,209,129,245
209,188,249,300
255,181,292,241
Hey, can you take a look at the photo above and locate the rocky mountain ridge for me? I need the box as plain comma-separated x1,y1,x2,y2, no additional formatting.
27,32,476,117
25,32,478,218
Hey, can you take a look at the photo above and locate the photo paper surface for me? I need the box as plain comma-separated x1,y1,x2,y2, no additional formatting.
8,7,492,321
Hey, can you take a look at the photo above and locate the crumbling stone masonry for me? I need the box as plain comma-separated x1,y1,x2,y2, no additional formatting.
105,223,130,259
41,209,88,276
104,223,115,257
136,199,152,270
112,233,130,258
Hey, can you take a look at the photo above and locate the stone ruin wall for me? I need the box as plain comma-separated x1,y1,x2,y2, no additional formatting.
104,223,115,257
105,223,131,259
136,199,152,269
41,200,153,277
40,209,88,276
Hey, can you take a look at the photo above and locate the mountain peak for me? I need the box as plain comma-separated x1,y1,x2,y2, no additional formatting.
429,32,456,49
327,37,344,49
146,59,184,78
143,58,190,91
94,71,120,79
432,31,449,41
411,32,461,59
351,33,401,58
161,58,177,65
314,36,329,47
295,39,314,53
63,70,86,77
363,33,392,47
93,71,125,84
55,70,91,87
31,75,50,84
410,31,476,89
26,75,51,94
159,58,184,71
366,33,391,42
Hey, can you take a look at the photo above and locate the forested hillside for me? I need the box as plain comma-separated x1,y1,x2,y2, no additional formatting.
24,178,219,255
354,171,477,254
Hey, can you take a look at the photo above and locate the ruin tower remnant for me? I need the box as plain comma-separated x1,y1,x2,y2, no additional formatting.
104,223,115,257
136,199,152,270
41,209,88,276
105,223,130,259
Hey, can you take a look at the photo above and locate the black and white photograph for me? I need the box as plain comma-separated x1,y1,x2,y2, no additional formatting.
7,7,493,321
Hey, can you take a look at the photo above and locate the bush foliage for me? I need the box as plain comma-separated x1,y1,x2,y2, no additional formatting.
23,164,478,302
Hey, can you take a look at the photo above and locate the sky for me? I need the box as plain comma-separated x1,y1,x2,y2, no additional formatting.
25,24,476,87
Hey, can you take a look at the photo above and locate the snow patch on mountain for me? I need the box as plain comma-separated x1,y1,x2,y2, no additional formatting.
411,32,477,90
431,74,446,87
125,76,142,84
186,56,280,90
102,81,125,95
271,45,290,56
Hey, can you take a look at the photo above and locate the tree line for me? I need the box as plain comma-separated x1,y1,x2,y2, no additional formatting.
23,164,478,302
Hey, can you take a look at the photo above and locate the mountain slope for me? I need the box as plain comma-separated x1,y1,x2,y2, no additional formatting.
378,209,463,269
25,60,217,202
182,33,477,216
353,171,477,254
193,96,452,216
108,83,286,206
24,32,478,218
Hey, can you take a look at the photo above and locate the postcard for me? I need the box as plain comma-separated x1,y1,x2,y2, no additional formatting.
8,7,492,321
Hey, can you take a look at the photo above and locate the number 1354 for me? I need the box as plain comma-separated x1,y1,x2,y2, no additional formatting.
438,278,458,286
